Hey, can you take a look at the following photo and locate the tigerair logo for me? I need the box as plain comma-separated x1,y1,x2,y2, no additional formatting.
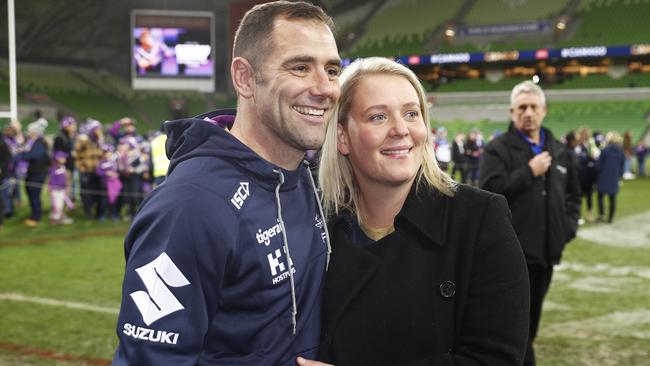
130,252,190,326
256,220,283,246
231,182,250,210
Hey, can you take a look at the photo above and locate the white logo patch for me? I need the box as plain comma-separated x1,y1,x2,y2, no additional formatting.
315,215,327,243
556,165,567,174
130,252,190,326
123,323,180,345
256,220,283,246
231,182,250,210
267,246,295,285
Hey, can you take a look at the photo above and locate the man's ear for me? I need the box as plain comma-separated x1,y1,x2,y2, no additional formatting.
231,57,255,99
337,123,350,155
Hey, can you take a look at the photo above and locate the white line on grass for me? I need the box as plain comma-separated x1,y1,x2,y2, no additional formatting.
0,293,119,315
577,210,650,248
556,262,650,280
543,309,650,340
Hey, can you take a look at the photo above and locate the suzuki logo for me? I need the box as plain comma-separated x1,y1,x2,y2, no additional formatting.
130,252,190,326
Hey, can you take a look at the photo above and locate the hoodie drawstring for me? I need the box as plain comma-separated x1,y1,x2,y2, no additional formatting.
303,161,332,271
272,163,333,336
273,168,298,335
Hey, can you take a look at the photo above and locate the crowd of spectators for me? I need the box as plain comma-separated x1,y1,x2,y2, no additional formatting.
0,113,169,229
432,124,647,225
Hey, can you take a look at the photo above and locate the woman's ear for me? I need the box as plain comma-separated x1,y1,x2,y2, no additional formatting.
337,123,350,155
231,57,255,99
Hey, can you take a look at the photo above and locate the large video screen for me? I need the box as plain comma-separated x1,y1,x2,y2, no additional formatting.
131,10,214,92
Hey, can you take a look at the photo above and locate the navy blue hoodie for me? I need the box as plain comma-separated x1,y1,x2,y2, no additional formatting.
112,109,331,365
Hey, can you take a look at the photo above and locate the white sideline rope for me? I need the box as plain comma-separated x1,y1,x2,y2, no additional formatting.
0,177,151,198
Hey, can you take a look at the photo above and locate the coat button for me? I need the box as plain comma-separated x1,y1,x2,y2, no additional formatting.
440,280,456,298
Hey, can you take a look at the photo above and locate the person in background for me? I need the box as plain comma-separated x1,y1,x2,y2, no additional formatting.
596,131,626,223
451,131,467,183
54,116,78,201
300,57,529,366
137,142,153,196
433,126,451,172
622,130,635,180
116,136,141,221
3,120,25,215
48,151,74,225
109,117,141,144
0,134,10,229
112,1,340,364
575,126,599,224
635,140,647,177
134,28,174,74
464,128,483,186
21,118,50,227
479,80,581,366
75,119,104,219
96,144,122,222
150,126,169,187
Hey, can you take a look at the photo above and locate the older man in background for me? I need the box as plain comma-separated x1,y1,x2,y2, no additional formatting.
479,81,581,366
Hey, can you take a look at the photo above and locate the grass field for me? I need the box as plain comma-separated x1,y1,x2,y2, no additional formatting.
1,176,649,365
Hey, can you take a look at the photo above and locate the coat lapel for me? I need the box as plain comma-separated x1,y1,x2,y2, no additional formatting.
322,221,380,346
397,182,449,247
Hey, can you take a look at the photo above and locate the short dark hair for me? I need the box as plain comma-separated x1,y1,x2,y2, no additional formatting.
233,1,334,69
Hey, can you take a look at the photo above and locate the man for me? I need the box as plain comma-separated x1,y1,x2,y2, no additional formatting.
479,81,580,366
111,2,340,365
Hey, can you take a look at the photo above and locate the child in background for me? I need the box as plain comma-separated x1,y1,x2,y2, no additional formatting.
116,137,141,221
96,144,122,221
48,151,74,224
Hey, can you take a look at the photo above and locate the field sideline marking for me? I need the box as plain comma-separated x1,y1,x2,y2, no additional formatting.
0,341,111,365
0,293,119,315
0,228,127,247
577,210,650,248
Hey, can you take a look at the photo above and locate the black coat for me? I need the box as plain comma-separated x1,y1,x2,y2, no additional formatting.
54,132,76,171
596,144,625,195
318,184,530,366
479,124,581,265
0,136,10,181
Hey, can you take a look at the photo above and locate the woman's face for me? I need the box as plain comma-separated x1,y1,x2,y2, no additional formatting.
338,74,427,191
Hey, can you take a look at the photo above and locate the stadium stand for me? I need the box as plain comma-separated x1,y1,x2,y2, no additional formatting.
348,0,463,57
463,0,567,25
0,58,210,130
561,0,650,46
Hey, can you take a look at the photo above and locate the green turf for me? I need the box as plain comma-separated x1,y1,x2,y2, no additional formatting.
0,178,649,365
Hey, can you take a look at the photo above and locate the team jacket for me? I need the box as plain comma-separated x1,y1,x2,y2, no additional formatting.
112,109,331,366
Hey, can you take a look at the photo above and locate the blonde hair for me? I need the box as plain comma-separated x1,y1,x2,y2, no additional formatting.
605,131,623,145
318,57,456,218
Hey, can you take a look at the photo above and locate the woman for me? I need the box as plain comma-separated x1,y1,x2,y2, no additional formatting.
575,126,599,223
298,58,529,366
596,131,625,223
21,118,50,227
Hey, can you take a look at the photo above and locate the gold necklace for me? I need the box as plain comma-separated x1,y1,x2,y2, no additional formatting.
360,222,395,241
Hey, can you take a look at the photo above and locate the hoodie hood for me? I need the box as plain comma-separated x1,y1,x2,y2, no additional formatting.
164,108,303,191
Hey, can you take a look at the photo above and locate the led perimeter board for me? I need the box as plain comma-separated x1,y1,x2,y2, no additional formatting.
131,9,215,92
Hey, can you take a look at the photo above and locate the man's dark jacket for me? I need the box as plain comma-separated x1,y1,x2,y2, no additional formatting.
479,123,581,265
318,184,530,365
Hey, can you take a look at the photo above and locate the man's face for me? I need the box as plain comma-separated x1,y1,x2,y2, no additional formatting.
510,92,547,138
252,18,341,154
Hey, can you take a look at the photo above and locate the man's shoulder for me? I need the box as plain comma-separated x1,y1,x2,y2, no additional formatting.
485,131,515,151
453,184,500,207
